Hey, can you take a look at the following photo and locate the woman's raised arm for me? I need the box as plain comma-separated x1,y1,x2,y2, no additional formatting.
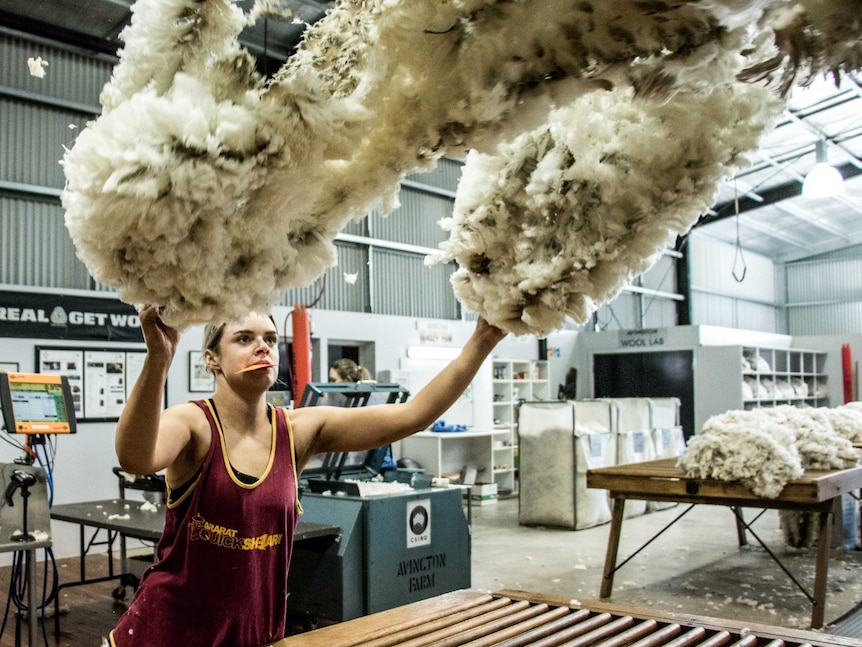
291,318,506,464
115,306,193,475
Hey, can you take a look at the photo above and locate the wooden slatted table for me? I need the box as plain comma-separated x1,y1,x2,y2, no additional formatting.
269,589,862,647
585,457,862,629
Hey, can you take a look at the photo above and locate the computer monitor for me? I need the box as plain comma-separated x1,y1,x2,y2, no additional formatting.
0,373,77,434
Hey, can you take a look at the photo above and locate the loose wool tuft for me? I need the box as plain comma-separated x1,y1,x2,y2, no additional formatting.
61,0,862,330
828,404,862,442
429,81,784,335
679,409,803,499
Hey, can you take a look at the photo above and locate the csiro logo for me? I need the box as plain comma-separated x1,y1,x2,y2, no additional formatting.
406,499,431,547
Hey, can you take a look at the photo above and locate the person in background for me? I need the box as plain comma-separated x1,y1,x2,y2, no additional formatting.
328,357,395,470
109,307,505,647
329,357,371,383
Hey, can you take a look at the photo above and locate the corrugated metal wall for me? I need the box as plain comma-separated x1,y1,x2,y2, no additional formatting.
0,32,113,104
687,231,779,332
1,31,112,291
0,98,89,189
371,249,458,319
785,249,862,335
370,188,451,248
408,158,463,192
0,29,466,319
277,241,369,312
0,195,91,287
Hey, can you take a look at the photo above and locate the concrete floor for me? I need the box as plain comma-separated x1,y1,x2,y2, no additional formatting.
467,496,862,635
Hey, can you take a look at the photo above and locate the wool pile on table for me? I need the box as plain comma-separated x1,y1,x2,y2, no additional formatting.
679,404,862,547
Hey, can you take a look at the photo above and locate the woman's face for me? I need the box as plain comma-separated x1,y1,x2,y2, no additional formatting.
206,313,279,384
329,368,345,383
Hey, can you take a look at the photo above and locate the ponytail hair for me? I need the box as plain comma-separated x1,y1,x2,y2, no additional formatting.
331,358,371,383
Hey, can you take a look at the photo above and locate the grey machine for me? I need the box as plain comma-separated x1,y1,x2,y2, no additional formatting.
291,486,470,622
288,382,472,624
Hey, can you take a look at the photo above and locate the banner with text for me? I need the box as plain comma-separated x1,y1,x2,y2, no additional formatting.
0,291,143,342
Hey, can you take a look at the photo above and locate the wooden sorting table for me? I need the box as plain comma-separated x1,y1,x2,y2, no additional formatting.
586,457,862,629
268,589,862,647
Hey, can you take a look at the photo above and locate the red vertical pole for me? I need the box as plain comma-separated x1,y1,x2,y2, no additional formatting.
291,304,312,407
842,343,853,404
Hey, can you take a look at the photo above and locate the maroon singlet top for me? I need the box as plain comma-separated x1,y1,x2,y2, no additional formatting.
110,400,302,647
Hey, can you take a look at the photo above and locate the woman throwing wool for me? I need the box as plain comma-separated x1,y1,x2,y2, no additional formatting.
109,305,505,647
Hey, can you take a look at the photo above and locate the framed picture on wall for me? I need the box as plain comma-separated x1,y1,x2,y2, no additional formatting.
189,351,214,393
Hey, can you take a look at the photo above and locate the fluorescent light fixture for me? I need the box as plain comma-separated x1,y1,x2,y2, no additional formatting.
406,345,462,360
802,140,845,199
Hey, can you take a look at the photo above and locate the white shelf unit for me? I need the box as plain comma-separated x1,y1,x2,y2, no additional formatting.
400,429,515,495
740,346,829,409
696,345,829,421
492,359,552,431
491,359,551,493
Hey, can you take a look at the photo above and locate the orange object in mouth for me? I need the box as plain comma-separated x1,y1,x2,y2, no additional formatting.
234,363,274,374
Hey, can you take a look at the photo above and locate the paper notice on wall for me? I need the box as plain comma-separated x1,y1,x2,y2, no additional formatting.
84,351,127,418
38,348,84,417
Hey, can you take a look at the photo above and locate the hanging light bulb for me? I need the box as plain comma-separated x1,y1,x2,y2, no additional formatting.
802,140,845,199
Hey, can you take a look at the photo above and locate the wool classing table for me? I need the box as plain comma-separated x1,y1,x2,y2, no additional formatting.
268,589,862,647
585,457,862,629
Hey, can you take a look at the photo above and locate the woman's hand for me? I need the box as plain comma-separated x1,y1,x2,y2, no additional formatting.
139,305,180,364
473,317,507,349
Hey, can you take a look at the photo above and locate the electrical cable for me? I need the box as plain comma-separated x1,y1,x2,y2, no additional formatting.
34,440,60,645
305,273,326,309
599,304,625,331
731,183,748,283
0,437,60,646
0,434,32,460
639,255,676,319
0,547,18,644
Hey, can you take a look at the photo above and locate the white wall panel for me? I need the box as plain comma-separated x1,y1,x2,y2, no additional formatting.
689,290,777,333
788,303,862,336
787,257,862,303
639,254,676,292
802,243,862,262
785,249,862,336
687,232,778,332
688,232,775,301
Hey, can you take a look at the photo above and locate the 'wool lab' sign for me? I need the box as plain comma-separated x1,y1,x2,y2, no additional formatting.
618,328,666,348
